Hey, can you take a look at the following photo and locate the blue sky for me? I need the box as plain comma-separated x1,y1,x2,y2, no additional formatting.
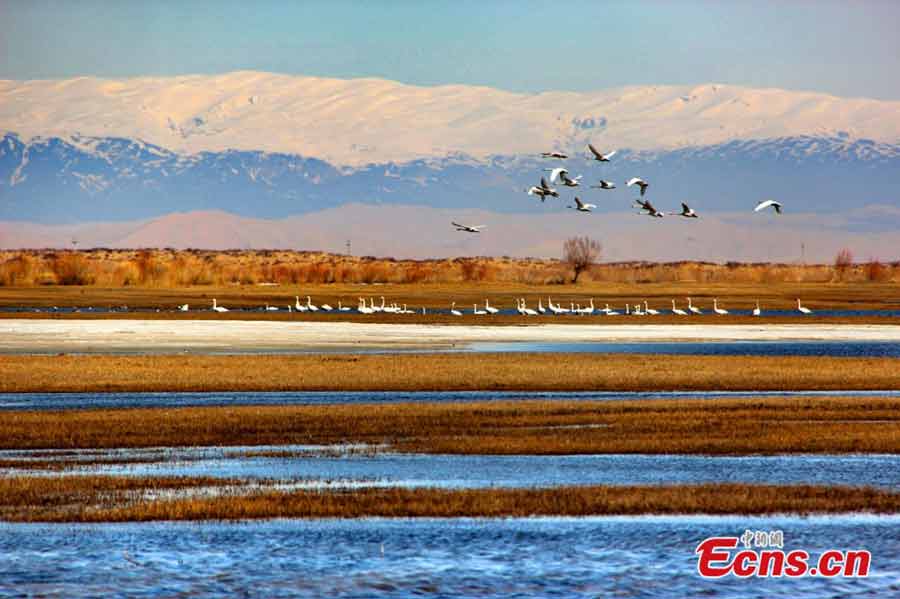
2,0,899,99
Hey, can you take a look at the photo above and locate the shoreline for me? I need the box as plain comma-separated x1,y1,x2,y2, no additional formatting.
2,319,900,354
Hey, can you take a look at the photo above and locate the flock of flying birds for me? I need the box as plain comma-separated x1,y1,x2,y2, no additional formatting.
451,144,783,233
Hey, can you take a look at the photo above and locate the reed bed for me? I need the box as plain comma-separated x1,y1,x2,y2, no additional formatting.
3,397,899,455
2,354,898,393
1,249,897,288
2,479,898,521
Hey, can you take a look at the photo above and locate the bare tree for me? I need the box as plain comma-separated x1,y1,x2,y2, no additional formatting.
834,248,853,281
563,236,602,283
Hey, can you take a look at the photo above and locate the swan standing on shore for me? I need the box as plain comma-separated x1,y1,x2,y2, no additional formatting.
687,297,702,315
713,299,728,315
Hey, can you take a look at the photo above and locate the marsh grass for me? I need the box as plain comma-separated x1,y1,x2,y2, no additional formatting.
2,478,898,521
2,397,899,455
2,353,898,393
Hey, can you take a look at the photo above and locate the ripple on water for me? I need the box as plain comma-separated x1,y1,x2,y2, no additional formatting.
1,516,899,598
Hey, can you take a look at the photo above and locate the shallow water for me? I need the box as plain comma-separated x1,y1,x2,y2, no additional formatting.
3,389,899,411
1,516,897,597
5,447,900,490
469,339,900,357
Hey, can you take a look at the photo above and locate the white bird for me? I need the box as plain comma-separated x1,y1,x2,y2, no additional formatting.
178,304,189,312
484,299,499,314
679,202,698,218
754,199,783,214
591,180,616,190
634,198,664,217
306,296,319,312
473,304,487,315
587,144,616,162
541,151,567,159
537,299,546,314
581,299,595,315
212,299,228,313
797,298,812,314
713,298,729,315
644,301,660,315
450,302,462,316
671,300,687,316
570,197,597,212
626,177,649,196
520,299,538,316
526,177,559,202
545,168,581,187
752,301,762,317
357,298,373,314
453,222,486,233
687,297,703,315
338,301,351,312
265,304,278,311
295,296,308,312
605,304,620,316
320,302,334,312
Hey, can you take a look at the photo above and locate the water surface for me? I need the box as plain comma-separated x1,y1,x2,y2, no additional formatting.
1,516,897,598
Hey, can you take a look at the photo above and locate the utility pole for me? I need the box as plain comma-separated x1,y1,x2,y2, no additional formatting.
801,242,806,264
346,239,351,256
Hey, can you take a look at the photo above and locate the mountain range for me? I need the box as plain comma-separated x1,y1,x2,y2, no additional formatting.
1,71,898,259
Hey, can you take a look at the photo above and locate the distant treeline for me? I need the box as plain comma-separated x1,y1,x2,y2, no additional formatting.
0,249,896,287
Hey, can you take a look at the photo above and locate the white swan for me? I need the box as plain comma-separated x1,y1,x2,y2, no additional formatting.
687,297,702,315
797,299,812,314
306,296,319,312
178,304,189,312
671,300,687,316
295,296,308,312
212,299,228,313
754,199,783,214
644,301,660,315
450,302,462,317
473,304,487,315
713,299,728,315
752,301,761,317
485,299,499,314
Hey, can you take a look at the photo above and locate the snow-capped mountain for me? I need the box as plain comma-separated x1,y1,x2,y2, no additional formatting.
0,72,898,239
3,71,900,166
1,131,899,223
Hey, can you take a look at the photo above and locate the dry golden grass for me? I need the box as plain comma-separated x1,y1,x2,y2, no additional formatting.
2,353,898,393
2,478,898,521
2,248,898,288
3,397,900,455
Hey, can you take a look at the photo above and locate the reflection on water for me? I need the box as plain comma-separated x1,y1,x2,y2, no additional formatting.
1,516,898,598
3,389,900,411
5,447,900,491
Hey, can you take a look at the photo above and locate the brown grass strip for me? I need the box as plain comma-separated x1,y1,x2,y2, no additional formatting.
2,353,899,393
2,480,899,521
3,397,900,454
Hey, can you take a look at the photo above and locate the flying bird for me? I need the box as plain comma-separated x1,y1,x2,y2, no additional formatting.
678,202,698,218
626,177,649,196
754,199,783,214
527,177,559,201
452,222,486,233
545,168,582,187
591,180,616,190
587,145,616,162
634,198,664,217
541,151,568,159
570,197,596,212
